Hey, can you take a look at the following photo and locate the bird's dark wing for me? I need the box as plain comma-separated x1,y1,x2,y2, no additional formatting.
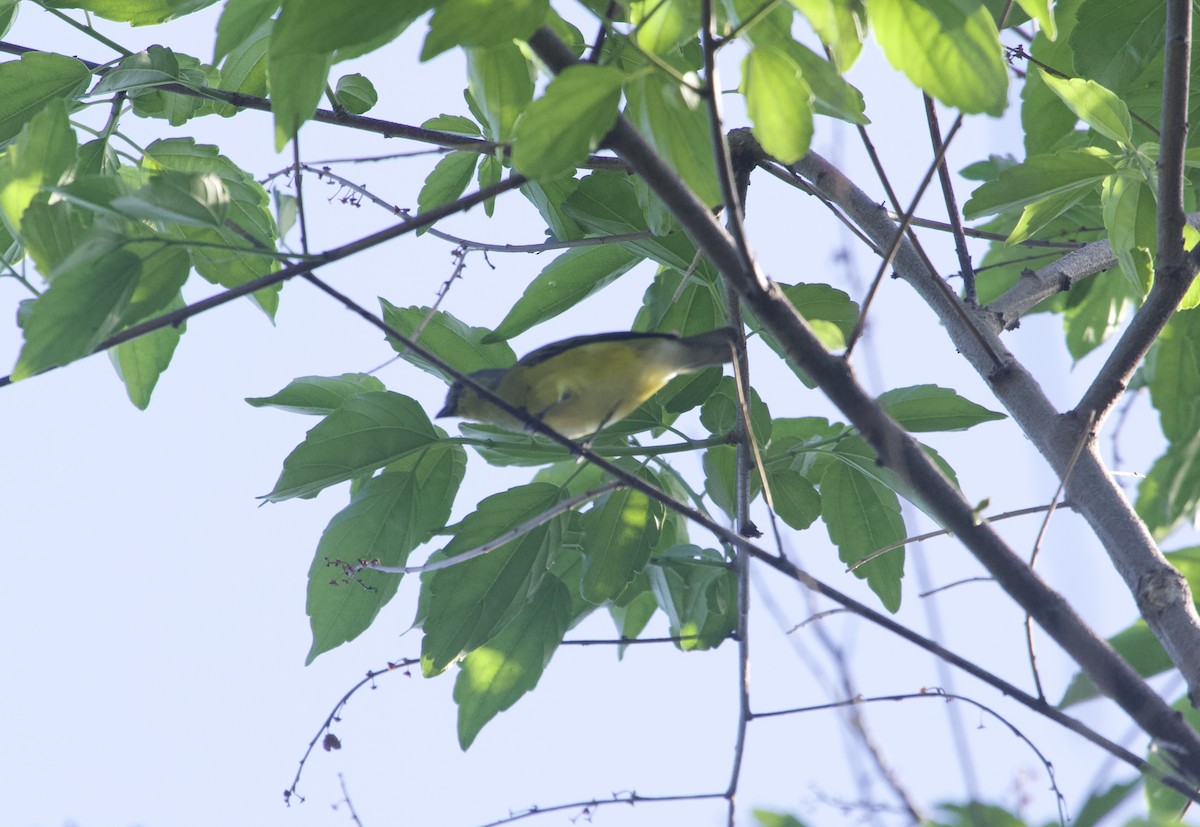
516,331,680,368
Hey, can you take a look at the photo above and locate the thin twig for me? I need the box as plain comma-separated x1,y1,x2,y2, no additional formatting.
848,501,1075,573
923,96,976,303
754,689,1069,827
475,791,727,827
285,658,418,803
361,483,619,575
1025,412,1094,701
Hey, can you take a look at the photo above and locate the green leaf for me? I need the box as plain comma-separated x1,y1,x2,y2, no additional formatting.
869,0,1007,116
305,442,466,663
743,45,813,164
608,582,659,650
579,483,664,603
123,51,219,125
1144,309,1200,442
1137,429,1200,537
269,48,331,148
77,137,119,177
420,483,563,674
110,170,230,227
1069,0,1164,97
700,377,772,442
784,40,868,125
645,545,735,651
821,458,906,611
1014,0,1054,39
563,172,709,272
416,151,478,229
782,282,859,348
272,0,428,56
0,0,16,38
454,423,576,466
422,118,480,142
764,465,821,530
661,366,722,414
519,175,583,241
787,0,865,69
465,42,534,143
11,248,142,380
262,391,440,501
488,244,641,341
753,810,809,827
0,52,91,145
41,0,219,24
962,148,1115,218
1165,546,1200,594
18,198,91,277
143,139,282,317
748,282,860,383
1063,271,1139,360
333,73,377,114
878,385,1005,432
631,0,699,55
0,99,76,230
92,46,188,95
512,64,623,180
1038,70,1132,146
624,72,722,207
214,0,279,62
1058,620,1173,707
110,292,184,409
930,803,1026,827
379,301,516,382
454,575,571,748
1073,780,1140,827
1101,172,1157,290
1007,185,1095,246
422,0,548,60
246,373,387,415
218,17,271,98
703,444,761,519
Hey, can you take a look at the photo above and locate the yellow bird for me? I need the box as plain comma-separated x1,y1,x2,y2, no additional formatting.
438,328,737,439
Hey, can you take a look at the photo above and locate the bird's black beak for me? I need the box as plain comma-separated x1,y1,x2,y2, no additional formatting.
437,383,461,418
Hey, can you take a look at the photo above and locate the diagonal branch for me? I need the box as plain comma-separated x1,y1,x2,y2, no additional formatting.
526,25,1200,781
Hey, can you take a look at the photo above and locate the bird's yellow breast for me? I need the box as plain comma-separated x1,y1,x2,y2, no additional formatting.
497,338,686,438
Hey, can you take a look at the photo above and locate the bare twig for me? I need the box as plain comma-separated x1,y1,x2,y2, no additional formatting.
475,791,727,827
361,483,619,575
922,96,976,303
755,689,1069,827
285,658,418,803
